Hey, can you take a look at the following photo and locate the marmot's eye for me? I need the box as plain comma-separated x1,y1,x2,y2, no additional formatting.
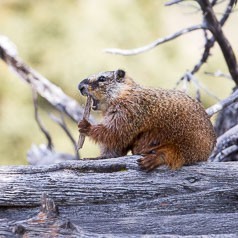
98,76,106,82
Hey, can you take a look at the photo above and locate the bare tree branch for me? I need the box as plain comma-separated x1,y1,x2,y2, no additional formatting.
0,35,95,124
50,113,80,160
197,0,238,84
27,144,75,166
184,72,210,101
206,89,238,117
187,31,214,77
209,124,238,161
104,24,205,56
205,70,232,80
105,0,234,58
211,0,218,6
179,76,189,94
31,87,53,150
212,145,238,161
165,0,184,6
180,0,235,79
176,71,220,101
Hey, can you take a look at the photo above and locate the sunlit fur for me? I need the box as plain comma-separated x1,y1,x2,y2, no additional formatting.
78,69,216,171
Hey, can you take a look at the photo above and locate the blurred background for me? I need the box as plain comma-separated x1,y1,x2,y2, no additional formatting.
0,0,237,165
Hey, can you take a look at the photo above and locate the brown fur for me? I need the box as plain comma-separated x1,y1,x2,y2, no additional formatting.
78,69,216,171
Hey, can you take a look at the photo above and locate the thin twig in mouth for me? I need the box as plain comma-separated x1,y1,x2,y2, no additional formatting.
77,96,92,150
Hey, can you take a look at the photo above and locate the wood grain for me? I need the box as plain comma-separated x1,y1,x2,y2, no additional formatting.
0,157,238,236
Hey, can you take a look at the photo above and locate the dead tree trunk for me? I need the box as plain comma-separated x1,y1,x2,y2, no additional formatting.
0,156,238,237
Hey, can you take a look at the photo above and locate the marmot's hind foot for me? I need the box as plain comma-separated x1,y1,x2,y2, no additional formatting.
138,144,185,171
138,153,165,172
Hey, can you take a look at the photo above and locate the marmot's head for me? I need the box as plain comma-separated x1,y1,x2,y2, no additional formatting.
78,69,136,111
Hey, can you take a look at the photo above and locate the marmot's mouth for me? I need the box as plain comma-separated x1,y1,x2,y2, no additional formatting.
92,98,99,110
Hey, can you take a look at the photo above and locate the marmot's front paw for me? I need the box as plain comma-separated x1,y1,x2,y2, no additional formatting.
78,118,91,135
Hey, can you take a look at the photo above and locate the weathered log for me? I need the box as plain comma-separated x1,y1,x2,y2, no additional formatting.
0,156,238,237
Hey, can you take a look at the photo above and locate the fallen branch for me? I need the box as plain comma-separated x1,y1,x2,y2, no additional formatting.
1,159,238,236
11,193,99,237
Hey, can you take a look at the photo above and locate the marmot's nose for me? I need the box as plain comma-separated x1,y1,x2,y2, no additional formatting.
78,79,89,96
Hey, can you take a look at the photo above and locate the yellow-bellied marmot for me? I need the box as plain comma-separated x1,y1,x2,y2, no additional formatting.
78,69,216,171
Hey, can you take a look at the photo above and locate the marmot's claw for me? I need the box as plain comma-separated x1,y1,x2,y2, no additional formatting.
138,155,164,172
138,157,155,171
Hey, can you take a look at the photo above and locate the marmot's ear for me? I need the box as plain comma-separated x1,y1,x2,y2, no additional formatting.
115,69,125,82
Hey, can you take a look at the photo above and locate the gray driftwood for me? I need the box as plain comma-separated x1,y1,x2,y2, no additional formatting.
0,156,238,237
